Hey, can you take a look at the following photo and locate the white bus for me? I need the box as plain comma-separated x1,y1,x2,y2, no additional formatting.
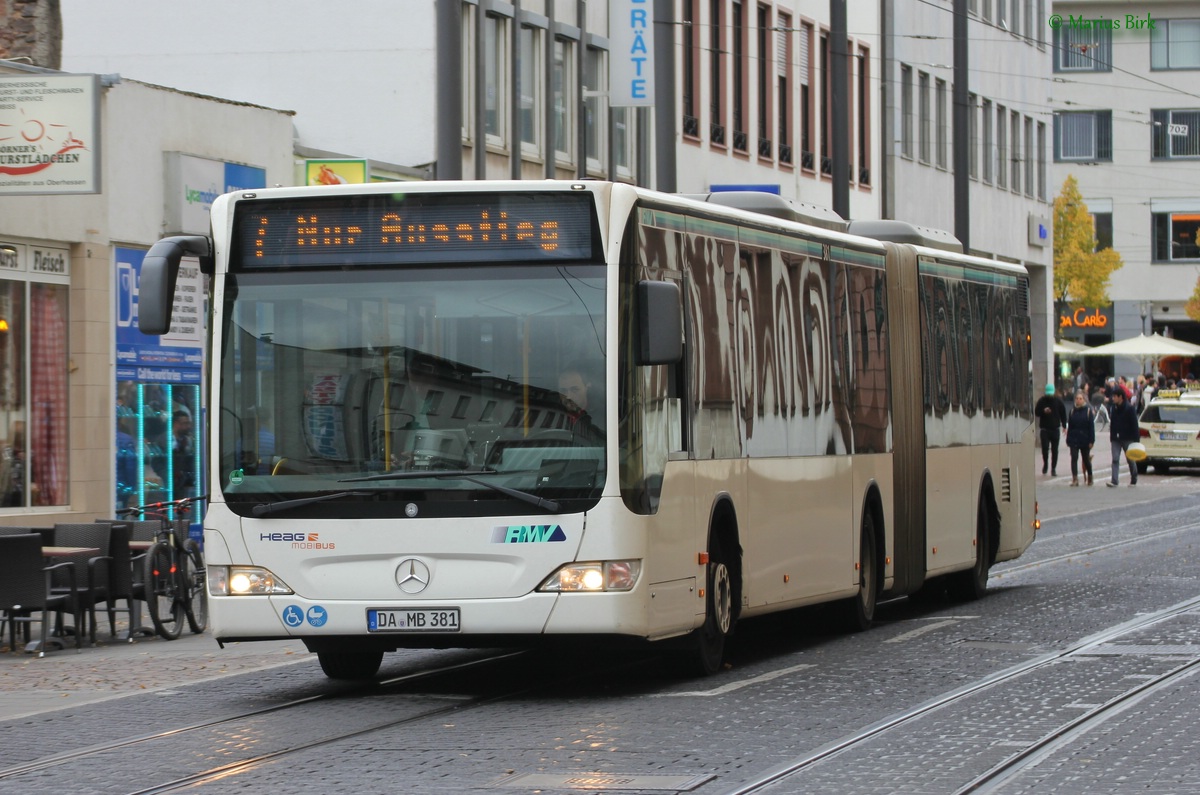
139,181,1038,679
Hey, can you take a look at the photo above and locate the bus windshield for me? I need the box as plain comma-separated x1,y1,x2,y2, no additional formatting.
218,263,607,518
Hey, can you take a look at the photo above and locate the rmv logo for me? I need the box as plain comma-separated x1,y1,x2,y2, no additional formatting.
490,525,567,543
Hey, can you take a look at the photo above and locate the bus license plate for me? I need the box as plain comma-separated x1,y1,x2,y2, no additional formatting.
1161,432,1189,441
367,608,460,632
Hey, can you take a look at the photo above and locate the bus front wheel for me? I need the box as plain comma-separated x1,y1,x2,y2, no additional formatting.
689,537,734,676
318,650,384,680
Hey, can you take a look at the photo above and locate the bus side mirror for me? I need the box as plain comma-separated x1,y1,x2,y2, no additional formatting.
138,235,212,335
636,280,682,365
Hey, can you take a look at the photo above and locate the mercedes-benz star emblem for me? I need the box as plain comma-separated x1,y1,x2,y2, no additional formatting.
396,558,431,594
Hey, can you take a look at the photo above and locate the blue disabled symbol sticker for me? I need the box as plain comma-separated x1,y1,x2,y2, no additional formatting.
306,606,328,627
282,605,304,628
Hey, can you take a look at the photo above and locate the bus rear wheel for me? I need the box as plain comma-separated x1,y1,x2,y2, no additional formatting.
318,650,384,680
839,512,878,632
948,495,991,601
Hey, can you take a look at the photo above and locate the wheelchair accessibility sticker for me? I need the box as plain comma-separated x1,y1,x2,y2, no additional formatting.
282,605,304,627
283,604,329,628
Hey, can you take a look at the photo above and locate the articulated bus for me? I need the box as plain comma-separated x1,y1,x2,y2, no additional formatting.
138,181,1038,679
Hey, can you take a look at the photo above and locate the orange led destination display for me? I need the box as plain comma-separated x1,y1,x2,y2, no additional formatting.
233,192,598,268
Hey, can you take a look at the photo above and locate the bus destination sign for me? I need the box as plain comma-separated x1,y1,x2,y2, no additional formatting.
233,192,598,268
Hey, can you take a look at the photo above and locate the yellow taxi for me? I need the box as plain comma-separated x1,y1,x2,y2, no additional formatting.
1137,388,1200,474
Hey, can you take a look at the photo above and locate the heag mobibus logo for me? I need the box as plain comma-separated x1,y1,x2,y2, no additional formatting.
259,532,335,550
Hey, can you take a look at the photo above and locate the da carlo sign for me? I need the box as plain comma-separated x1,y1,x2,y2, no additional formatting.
1059,307,1110,329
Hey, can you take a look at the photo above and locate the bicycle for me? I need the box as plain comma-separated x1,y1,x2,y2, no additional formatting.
117,494,208,640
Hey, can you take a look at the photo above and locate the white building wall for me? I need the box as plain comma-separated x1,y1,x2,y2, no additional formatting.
1051,0,1200,372
674,0,881,221
888,0,1055,386
0,78,293,251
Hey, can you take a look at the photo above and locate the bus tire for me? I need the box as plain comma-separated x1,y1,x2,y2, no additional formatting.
689,535,734,676
318,650,384,680
948,493,992,601
839,510,878,632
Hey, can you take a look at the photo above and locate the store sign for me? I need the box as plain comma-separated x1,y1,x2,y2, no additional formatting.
0,242,24,272
304,158,367,185
1059,307,1109,329
164,152,266,235
115,246,203,383
0,242,69,281
609,0,655,107
0,74,100,195
1028,214,1050,248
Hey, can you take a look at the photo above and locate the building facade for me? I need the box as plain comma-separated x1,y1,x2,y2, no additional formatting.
884,0,1055,388
0,61,293,527
1050,0,1200,379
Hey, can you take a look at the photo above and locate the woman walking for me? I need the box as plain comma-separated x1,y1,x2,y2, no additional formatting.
1066,389,1096,486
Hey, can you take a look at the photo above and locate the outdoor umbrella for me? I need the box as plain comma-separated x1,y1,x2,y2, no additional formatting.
1081,333,1200,358
1053,339,1091,355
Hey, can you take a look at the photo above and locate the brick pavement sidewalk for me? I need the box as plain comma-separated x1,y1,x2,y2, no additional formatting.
0,620,309,722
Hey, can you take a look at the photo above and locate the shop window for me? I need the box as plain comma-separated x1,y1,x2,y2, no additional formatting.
117,382,202,513
0,250,70,509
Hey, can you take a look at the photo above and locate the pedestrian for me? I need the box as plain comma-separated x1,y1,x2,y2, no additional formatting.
1091,386,1110,438
1035,383,1068,476
1106,388,1140,487
171,409,196,494
1065,390,1096,486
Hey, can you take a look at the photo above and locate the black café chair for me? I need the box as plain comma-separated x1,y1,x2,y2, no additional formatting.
0,533,80,656
50,523,113,645
100,518,163,546
102,522,154,640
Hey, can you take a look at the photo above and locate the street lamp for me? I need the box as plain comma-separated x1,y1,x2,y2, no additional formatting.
1139,301,1152,336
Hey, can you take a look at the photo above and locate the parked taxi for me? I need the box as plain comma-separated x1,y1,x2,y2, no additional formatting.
1137,388,1200,474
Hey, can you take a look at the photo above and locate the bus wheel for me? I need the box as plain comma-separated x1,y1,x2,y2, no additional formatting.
690,538,734,676
318,650,384,680
948,495,991,601
840,512,878,632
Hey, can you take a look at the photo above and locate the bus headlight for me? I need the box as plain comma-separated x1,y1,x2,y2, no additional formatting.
209,566,294,596
538,560,642,592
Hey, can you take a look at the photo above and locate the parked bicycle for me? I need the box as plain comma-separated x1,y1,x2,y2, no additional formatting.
117,494,208,640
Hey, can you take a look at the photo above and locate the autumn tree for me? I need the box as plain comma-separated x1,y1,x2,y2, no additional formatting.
1053,174,1123,332
1186,276,1200,322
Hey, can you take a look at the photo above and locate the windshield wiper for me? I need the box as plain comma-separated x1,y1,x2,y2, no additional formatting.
339,469,561,513
251,490,370,517
340,468,499,482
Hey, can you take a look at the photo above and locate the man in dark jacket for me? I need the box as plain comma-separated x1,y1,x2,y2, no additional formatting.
1034,383,1067,476
1106,388,1140,487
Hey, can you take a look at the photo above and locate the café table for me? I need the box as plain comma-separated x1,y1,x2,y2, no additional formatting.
42,545,101,557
